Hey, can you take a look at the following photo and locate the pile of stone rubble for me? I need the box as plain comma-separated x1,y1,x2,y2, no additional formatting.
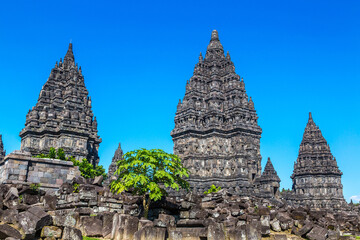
0,177,359,240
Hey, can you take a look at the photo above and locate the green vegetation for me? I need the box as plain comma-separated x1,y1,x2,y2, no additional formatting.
71,158,106,179
204,184,221,194
30,183,41,192
110,148,189,219
33,148,107,179
73,183,79,193
34,147,66,160
83,237,101,240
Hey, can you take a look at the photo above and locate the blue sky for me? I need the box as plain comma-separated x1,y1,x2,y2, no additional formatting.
0,0,359,202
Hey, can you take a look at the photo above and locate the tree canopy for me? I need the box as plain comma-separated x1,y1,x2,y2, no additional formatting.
110,148,189,218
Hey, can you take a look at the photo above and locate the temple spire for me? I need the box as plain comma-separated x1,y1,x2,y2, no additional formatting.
0,135,5,161
64,43,75,66
261,157,280,182
205,30,224,60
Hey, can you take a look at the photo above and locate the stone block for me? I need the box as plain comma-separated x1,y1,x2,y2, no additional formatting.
305,226,327,240
41,226,62,238
0,224,22,239
80,216,103,237
61,226,82,240
134,226,166,240
111,213,139,240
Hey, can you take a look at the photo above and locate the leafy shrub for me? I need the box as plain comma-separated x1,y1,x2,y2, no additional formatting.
71,158,107,179
30,183,41,192
57,148,66,160
204,185,221,194
48,147,56,158
73,183,79,193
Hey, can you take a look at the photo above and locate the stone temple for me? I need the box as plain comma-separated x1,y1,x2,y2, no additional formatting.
0,135,5,162
19,43,101,166
254,157,281,198
171,30,263,194
285,113,347,209
104,143,123,185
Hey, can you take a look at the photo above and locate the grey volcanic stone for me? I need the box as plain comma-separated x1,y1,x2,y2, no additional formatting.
286,113,347,210
19,43,101,166
62,227,82,240
134,226,166,240
0,224,22,239
171,30,265,195
18,206,52,238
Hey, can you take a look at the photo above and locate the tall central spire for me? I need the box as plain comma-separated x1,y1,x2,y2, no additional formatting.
172,30,262,195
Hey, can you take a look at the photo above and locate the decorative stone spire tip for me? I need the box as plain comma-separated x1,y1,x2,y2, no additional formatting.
211,30,219,41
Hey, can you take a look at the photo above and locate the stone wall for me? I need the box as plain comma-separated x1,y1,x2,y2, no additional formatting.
0,151,80,189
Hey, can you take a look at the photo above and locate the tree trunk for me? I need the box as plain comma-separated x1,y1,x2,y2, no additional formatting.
143,195,151,219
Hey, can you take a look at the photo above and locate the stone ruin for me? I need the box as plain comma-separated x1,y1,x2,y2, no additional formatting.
284,113,347,210
0,30,358,240
171,30,263,195
104,143,123,185
171,30,349,211
0,178,358,240
0,135,5,162
19,43,101,166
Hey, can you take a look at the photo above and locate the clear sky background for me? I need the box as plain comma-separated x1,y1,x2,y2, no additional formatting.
0,0,359,202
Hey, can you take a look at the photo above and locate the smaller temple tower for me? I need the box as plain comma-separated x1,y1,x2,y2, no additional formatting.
256,157,281,197
104,143,123,185
289,113,346,209
0,135,6,161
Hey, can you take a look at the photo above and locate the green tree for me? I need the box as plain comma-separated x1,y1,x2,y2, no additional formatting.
110,149,189,219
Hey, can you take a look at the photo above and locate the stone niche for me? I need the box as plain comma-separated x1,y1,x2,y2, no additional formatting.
0,151,80,190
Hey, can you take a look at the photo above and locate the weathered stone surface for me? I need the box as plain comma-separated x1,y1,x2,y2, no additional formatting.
62,226,82,240
295,222,314,237
80,215,103,237
0,135,5,162
134,226,166,240
18,206,52,238
0,209,18,224
19,43,101,166
270,219,281,232
53,210,79,228
112,214,139,240
286,113,347,209
207,223,225,240
171,30,264,195
92,175,104,186
41,226,62,238
100,212,115,238
0,224,22,239
44,195,57,210
305,225,328,240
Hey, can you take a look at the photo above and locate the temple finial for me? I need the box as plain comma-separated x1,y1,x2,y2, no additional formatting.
199,52,203,62
211,30,219,41
64,43,75,66
226,51,231,60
